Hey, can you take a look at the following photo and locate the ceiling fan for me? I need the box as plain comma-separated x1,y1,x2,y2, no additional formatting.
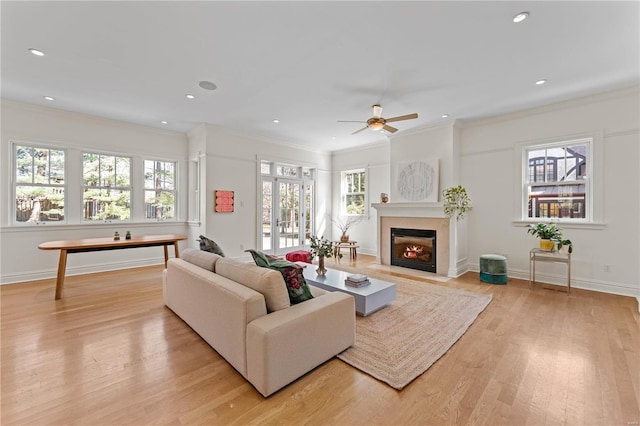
338,104,418,134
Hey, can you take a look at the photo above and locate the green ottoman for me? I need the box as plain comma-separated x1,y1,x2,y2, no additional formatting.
479,254,508,284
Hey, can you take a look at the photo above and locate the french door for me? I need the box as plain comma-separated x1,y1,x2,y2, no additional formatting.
261,177,313,254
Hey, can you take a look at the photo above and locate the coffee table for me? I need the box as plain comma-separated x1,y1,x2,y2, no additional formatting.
302,266,396,316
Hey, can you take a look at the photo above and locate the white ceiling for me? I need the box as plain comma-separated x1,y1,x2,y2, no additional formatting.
2,1,639,152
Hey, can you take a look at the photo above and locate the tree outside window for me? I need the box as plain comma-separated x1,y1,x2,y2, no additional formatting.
144,160,176,220
83,153,131,221
14,144,65,223
341,168,366,215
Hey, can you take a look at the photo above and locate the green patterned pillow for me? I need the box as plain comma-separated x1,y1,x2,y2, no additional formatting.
264,258,314,304
246,250,314,304
245,249,271,268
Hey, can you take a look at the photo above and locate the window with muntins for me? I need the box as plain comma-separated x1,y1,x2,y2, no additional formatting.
524,139,590,220
83,153,131,221
341,168,366,215
144,159,176,220
14,144,65,223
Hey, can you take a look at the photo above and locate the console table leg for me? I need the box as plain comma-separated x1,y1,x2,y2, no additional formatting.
55,249,68,300
174,242,180,259
164,245,169,267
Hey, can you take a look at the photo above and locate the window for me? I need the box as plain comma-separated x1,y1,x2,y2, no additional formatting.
341,168,366,215
524,139,590,220
144,159,176,220
14,144,65,223
83,153,131,221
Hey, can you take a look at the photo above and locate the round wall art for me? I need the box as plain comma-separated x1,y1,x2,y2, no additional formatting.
397,160,438,202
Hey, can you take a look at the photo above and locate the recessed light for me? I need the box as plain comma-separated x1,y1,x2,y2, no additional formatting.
29,48,45,56
273,119,280,124
198,81,217,90
43,96,55,101
441,114,449,118
161,120,168,124
513,12,529,23
331,136,336,140
535,79,547,85
185,94,195,99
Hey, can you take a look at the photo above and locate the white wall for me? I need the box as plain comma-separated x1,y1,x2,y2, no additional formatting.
194,124,332,259
0,100,189,283
331,141,390,256
460,86,639,298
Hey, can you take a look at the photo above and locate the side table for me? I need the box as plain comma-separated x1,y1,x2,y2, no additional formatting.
529,248,571,293
334,241,359,261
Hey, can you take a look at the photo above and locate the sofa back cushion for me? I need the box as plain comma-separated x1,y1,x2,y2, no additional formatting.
180,248,221,271
215,258,290,313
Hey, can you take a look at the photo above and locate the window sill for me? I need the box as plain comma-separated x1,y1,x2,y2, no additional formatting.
512,220,606,230
1,221,187,233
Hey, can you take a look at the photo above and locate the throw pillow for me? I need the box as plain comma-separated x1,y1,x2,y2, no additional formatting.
264,258,314,305
245,249,271,268
198,235,225,257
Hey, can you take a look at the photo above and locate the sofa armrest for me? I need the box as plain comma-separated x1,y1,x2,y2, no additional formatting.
246,291,355,397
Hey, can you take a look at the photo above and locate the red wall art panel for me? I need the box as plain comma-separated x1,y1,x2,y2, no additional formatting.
214,190,234,213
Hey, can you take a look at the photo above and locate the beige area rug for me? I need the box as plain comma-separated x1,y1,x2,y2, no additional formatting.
334,268,492,390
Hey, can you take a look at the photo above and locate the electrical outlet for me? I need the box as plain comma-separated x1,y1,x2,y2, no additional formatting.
240,244,244,251
604,264,611,272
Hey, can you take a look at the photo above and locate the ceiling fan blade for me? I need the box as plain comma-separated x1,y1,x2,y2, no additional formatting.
385,113,418,123
352,126,369,135
337,120,366,123
372,105,383,118
383,125,398,133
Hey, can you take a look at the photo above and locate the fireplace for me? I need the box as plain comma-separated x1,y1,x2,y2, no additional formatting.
391,228,436,273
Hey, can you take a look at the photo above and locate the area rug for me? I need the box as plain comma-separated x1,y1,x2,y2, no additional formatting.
335,272,492,390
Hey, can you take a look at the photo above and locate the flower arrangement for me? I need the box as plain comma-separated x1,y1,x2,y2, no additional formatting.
308,235,339,260
442,185,472,221
333,216,362,241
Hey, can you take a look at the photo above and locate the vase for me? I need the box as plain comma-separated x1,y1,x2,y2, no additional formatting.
539,239,555,251
340,234,349,243
316,256,327,276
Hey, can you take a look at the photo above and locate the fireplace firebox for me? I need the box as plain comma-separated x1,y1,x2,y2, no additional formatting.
391,228,436,273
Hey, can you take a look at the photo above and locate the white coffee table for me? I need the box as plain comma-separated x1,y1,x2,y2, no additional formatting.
302,267,396,316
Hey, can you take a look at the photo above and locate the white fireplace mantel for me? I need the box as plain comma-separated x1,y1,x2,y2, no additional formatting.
371,202,447,218
371,202,467,278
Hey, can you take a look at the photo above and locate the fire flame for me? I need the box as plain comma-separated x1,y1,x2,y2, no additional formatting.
405,245,424,254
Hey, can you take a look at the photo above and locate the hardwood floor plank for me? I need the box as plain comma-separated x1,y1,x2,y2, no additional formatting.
1,259,638,425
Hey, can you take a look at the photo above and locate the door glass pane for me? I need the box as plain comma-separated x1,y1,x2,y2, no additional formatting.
262,180,272,250
304,182,313,245
279,182,300,249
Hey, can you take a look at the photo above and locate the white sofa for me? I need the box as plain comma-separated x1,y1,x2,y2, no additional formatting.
163,249,355,397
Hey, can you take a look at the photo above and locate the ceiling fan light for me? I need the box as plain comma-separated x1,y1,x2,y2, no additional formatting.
368,122,384,131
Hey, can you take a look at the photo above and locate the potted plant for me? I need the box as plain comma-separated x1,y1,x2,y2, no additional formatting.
309,235,340,276
333,216,362,242
442,185,472,221
526,223,571,252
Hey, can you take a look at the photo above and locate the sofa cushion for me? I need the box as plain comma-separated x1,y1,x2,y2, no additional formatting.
198,235,225,257
215,257,290,313
180,248,221,271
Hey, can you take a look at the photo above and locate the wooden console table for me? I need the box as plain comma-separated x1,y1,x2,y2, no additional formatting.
38,234,187,299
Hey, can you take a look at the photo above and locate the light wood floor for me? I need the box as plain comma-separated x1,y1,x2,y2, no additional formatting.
2,255,639,425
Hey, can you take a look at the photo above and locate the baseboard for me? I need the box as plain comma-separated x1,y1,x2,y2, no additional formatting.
468,263,640,300
0,258,163,285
